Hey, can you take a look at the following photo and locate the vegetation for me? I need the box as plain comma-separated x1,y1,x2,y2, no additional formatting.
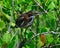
0,0,60,48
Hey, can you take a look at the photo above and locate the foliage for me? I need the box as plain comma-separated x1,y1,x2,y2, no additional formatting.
0,0,60,48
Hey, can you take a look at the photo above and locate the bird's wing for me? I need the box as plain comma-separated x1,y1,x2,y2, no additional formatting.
24,16,34,27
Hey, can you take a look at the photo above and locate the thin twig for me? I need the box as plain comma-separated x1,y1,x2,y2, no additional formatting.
28,31,60,43
42,44,60,48
10,29,18,42
34,0,48,14
8,0,14,33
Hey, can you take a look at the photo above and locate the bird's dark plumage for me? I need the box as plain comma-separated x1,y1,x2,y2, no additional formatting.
16,10,34,28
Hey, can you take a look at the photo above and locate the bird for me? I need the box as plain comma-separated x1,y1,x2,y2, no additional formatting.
16,10,35,48
16,10,36,28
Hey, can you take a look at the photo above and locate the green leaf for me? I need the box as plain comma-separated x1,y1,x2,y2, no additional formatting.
40,26,48,32
57,27,60,32
26,6,32,11
26,40,34,48
0,1,3,7
27,32,34,39
26,45,30,48
10,22,15,27
46,34,53,43
48,2,55,10
3,0,12,9
46,18,56,29
2,33,11,43
46,12,56,30
0,38,3,46
53,0,57,4
0,20,5,31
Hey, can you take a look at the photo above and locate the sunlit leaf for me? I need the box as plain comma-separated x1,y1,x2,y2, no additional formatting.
0,20,5,31
10,22,15,27
46,34,54,43
48,2,55,10
2,33,11,43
